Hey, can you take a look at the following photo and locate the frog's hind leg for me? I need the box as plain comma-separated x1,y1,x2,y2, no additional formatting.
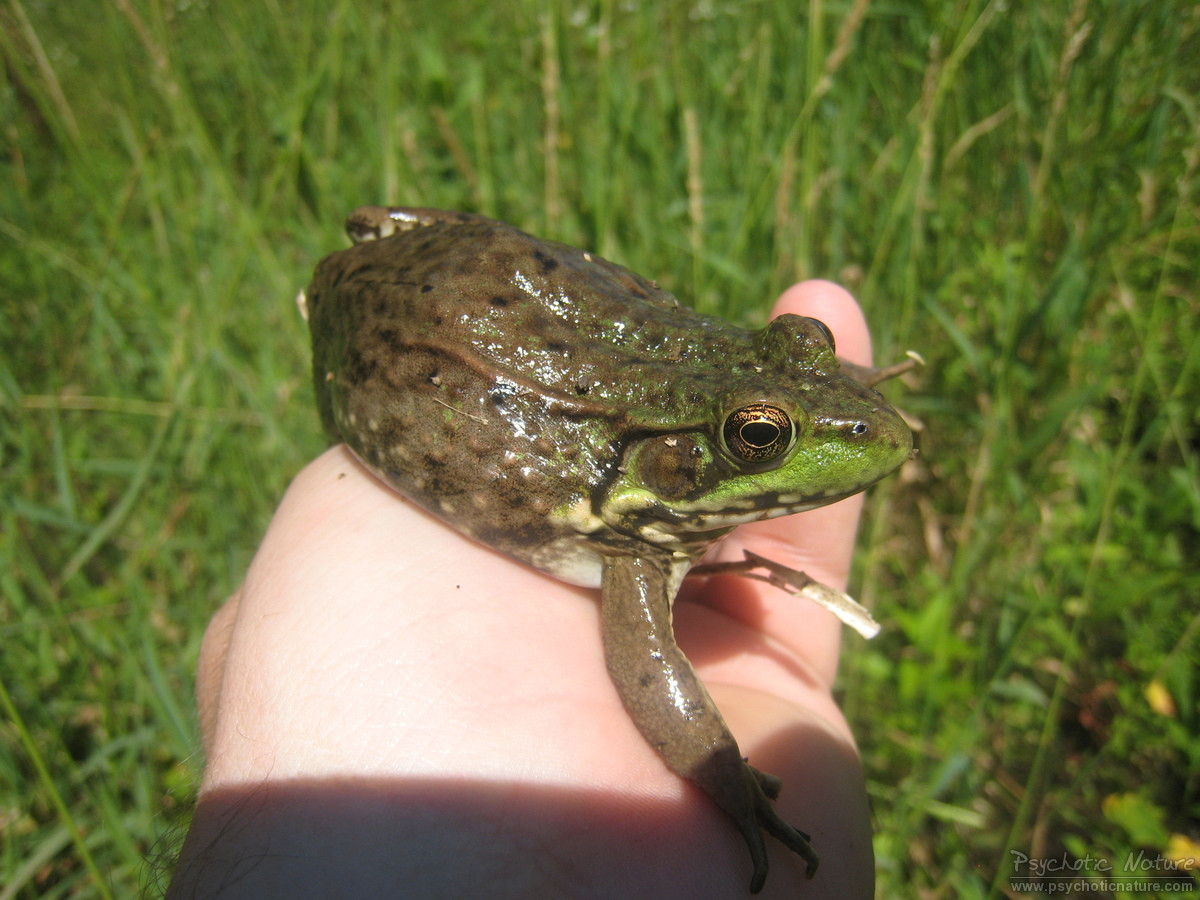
600,554,819,893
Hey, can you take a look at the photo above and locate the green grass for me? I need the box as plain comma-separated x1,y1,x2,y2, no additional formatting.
2,0,1197,896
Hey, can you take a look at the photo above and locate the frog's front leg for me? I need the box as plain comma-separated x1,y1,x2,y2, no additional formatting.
600,554,819,893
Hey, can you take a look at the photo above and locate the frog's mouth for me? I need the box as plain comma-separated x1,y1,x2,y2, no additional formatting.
678,496,828,528
620,491,845,547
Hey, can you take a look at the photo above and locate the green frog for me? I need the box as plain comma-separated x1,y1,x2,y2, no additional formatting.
302,206,912,893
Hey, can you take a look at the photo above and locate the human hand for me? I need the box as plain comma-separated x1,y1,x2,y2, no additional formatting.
168,280,876,899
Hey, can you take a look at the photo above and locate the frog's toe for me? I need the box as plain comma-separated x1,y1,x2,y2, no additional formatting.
745,763,819,879
741,814,771,894
729,762,818,892
754,783,819,879
747,762,783,799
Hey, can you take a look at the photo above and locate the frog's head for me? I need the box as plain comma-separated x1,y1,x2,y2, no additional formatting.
600,315,913,552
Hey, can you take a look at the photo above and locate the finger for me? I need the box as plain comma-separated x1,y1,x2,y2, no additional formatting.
196,590,241,751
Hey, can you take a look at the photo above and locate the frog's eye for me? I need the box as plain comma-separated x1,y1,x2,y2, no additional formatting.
804,317,836,351
722,404,796,464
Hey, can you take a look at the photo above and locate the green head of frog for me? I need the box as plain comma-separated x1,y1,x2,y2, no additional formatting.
603,313,911,554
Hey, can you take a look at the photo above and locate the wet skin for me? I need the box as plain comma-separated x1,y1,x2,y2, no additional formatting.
303,207,912,892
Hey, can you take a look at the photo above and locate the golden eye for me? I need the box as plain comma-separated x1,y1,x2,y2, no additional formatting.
722,404,795,463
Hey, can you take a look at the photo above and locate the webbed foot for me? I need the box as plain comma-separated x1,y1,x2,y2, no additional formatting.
695,752,818,892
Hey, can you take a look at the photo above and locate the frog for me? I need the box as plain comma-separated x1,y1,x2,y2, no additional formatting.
300,205,913,893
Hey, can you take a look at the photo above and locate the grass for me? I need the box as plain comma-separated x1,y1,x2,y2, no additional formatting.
2,0,1197,896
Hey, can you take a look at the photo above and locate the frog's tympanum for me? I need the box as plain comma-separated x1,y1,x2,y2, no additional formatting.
302,206,912,892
